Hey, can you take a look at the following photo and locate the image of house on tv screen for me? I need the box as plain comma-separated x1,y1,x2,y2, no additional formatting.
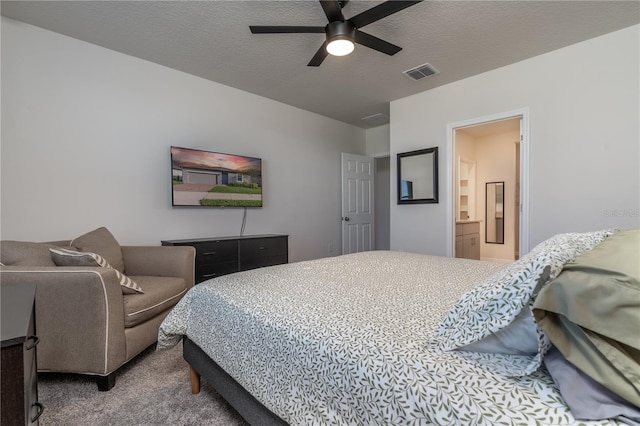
171,146,262,207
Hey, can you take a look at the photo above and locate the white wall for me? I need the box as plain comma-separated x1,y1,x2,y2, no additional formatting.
391,25,640,255
365,124,390,157
0,18,366,262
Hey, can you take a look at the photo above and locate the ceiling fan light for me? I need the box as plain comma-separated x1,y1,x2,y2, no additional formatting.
325,21,356,57
327,38,354,56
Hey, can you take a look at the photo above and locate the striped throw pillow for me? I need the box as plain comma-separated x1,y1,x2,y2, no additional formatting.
49,248,144,294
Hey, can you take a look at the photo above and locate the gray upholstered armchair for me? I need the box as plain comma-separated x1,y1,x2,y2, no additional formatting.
0,227,195,391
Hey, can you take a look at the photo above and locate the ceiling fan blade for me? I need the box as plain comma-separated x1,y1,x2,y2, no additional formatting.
250,26,325,34
308,42,329,67
320,0,345,22
349,0,422,29
354,30,402,56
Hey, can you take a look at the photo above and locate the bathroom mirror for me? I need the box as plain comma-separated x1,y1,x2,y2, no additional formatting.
486,182,504,244
397,147,438,204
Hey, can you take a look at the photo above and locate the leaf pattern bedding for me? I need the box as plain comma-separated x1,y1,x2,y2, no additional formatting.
158,251,623,425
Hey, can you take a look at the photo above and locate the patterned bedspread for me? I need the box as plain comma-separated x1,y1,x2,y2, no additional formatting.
158,251,623,425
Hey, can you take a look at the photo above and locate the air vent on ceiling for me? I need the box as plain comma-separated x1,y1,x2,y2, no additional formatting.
403,62,439,81
361,113,389,126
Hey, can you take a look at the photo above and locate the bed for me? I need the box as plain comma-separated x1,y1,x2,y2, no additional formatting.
158,229,640,425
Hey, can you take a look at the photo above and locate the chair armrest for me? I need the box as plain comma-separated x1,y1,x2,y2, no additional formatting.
0,266,127,375
121,245,195,289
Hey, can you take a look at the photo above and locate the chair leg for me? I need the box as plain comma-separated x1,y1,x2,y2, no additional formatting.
96,372,116,391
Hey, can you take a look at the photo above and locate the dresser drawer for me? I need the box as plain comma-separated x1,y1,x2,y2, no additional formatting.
197,260,239,282
462,222,480,235
193,240,238,265
239,237,288,271
239,237,287,260
241,255,288,271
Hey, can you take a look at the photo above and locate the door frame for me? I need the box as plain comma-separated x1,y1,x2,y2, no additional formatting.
445,108,530,258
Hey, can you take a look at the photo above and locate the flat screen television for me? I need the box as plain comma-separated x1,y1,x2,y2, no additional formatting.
171,146,262,207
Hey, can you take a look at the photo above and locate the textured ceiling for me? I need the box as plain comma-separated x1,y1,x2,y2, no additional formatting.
2,1,638,128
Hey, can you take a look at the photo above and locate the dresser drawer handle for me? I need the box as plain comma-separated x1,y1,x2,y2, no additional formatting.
258,246,267,250
202,251,217,256
25,335,40,350
31,401,44,422
202,273,217,278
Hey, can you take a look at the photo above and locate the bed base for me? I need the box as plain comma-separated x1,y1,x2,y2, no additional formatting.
182,336,288,426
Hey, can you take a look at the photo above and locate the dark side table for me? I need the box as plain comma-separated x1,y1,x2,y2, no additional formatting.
1,283,44,425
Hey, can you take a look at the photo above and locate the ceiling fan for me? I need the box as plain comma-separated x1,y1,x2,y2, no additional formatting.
250,0,423,67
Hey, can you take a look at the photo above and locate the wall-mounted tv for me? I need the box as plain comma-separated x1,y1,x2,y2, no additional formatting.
171,146,262,207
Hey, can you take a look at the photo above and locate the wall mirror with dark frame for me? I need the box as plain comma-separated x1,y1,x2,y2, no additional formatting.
486,181,504,244
397,147,439,204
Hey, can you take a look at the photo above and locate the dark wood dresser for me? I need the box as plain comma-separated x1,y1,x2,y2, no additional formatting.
1,283,44,425
162,234,288,284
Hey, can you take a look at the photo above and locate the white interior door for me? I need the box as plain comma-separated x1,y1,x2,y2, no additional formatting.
341,153,374,254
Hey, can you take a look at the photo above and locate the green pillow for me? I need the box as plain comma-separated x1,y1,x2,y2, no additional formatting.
533,228,640,407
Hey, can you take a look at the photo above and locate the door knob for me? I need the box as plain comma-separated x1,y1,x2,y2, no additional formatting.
343,217,350,221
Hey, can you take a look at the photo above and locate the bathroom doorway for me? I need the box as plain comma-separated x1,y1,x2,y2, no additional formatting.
447,109,529,262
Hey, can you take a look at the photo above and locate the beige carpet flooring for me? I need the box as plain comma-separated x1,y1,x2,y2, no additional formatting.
37,343,248,425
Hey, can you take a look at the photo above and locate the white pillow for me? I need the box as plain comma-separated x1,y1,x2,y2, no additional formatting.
435,229,617,376
49,247,144,294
